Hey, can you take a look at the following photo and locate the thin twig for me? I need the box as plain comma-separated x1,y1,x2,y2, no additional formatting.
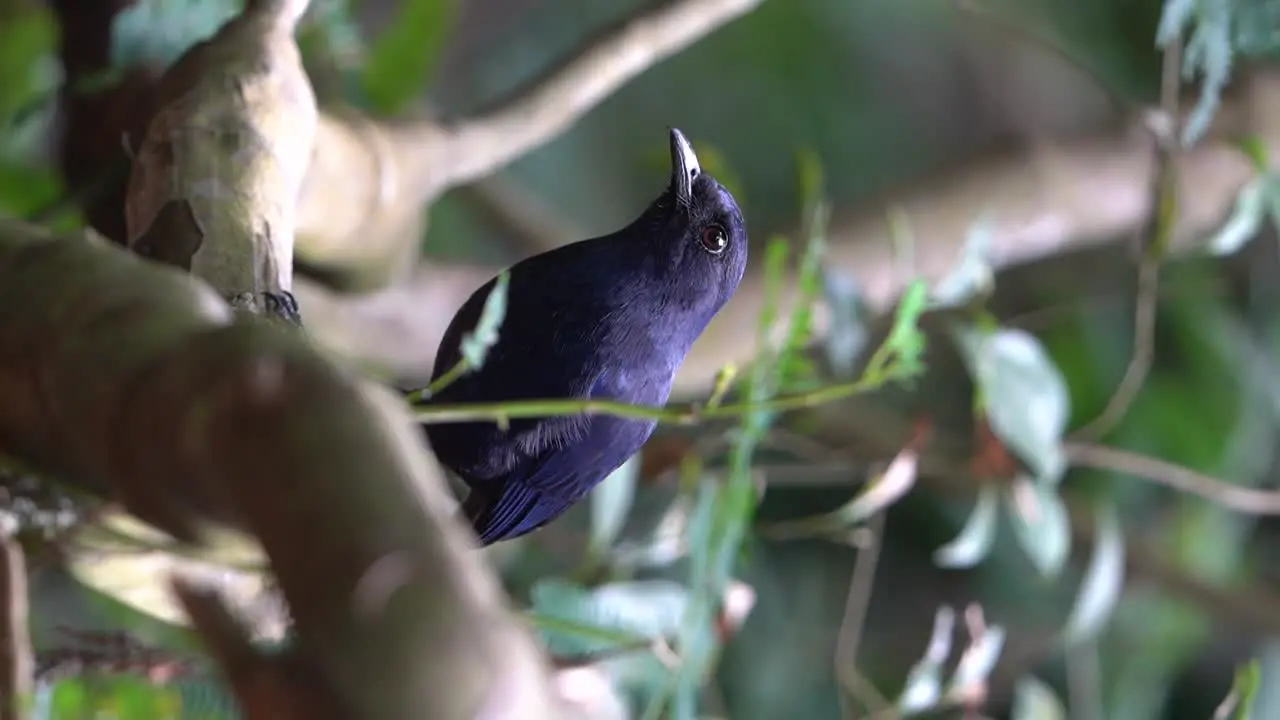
1071,39,1183,442
430,0,763,192
412,360,911,426
1063,441,1280,515
1069,258,1159,441
0,534,31,720
835,511,888,719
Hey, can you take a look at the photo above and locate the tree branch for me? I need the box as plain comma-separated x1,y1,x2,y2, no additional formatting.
293,0,763,283
423,0,764,193
0,217,563,719
1063,441,1280,516
300,70,1276,394
0,533,31,720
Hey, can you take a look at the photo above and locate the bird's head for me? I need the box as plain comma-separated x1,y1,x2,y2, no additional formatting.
639,128,748,314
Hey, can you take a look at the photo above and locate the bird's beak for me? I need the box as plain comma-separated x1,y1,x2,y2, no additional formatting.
669,127,700,206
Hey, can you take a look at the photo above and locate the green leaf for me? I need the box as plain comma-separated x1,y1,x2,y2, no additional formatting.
0,163,66,221
1011,675,1067,720
1005,477,1072,578
777,203,829,392
1061,503,1125,645
1218,658,1262,720
587,456,640,559
952,324,1070,484
110,0,241,70
1235,135,1270,173
459,271,509,369
0,8,57,128
881,281,929,375
361,0,458,114
43,676,187,720
933,485,999,569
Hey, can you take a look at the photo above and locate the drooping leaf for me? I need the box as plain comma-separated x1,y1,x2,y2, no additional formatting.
931,220,994,308
1061,503,1126,645
933,485,1000,569
1005,477,1072,578
952,324,1070,485
943,623,1006,702
895,606,955,714
1204,176,1266,256
762,448,917,539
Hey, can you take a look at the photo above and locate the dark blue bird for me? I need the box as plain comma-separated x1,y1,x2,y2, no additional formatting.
422,128,748,546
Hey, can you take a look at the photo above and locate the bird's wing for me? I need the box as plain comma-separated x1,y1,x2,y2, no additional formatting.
466,414,647,544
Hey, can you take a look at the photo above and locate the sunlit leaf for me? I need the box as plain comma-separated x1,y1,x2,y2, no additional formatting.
361,0,458,114
1005,477,1072,578
1011,675,1067,720
588,456,639,559
1234,134,1269,172
1204,176,1266,256
896,606,955,714
881,281,929,375
0,163,65,221
1234,641,1280,719
952,324,1070,485
1062,503,1125,645
0,9,57,128
931,221,994,308
459,271,509,369
821,269,870,379
1216,658,1262,720
933,486,1000,569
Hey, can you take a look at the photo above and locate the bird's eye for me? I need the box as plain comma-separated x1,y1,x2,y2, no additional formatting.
699,225,728,255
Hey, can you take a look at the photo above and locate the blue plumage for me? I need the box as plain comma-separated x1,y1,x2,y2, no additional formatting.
423,129,748,545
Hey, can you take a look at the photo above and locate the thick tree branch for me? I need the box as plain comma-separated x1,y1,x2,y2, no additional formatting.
300,70,1278,394
0,218,562,719
125,0,315,320
293,0,763,283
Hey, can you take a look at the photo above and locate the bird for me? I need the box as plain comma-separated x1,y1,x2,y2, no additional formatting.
421,128,748,546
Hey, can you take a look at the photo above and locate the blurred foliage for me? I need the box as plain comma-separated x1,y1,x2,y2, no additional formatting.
6,0,1280,718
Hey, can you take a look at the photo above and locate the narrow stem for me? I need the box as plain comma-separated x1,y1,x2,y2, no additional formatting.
411,363,911,426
